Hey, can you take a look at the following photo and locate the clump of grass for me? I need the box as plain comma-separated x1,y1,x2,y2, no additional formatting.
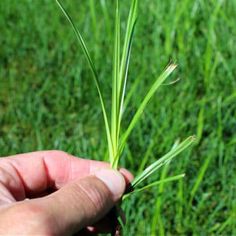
55,0,195,195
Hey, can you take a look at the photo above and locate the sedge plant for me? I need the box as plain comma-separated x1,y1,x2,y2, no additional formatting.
55,0,195,197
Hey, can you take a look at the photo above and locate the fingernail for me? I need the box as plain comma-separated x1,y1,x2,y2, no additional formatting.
95,169,126,201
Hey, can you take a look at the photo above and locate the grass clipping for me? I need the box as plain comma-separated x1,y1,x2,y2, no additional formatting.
55,0,195,196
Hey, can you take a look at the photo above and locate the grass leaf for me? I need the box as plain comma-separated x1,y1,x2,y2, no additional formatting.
111,0,121,167
117,0,138,135
111,0,138,168
55,0,113,159
123,174,185,200
132,135,196,188
189,154,212,204
119,64,177,152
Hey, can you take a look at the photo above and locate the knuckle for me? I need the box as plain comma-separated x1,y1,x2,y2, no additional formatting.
0,166,13,186
46,150,69,159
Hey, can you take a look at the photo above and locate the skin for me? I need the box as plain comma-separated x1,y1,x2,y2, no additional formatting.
0,150,133,235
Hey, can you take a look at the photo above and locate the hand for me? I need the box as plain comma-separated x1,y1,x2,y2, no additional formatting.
0,151,132,235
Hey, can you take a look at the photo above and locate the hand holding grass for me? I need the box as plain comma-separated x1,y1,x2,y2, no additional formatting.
0,151,132,235
0,1,195,233
56,0,195,196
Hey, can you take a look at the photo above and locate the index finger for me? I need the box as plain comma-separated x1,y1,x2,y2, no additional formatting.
0,150,132,200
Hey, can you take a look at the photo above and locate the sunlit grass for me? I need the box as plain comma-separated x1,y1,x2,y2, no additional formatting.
1,0,235,234
55,0,195,195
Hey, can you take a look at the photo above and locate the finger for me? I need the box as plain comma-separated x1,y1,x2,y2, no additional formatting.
36,169,126,235
119,168,134,185
0,150,132,200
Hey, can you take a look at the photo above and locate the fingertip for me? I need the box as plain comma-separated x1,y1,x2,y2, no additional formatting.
119,168,134,185
94,169,126,201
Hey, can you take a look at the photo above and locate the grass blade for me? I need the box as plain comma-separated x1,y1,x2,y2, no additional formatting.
119,64,177,152
117,0,138,134
112,0,138,168
123,174,185,199
55,0,113,160
111,0,120,167
133,174,185,193
132,135,195,188
100,0,112,40
151,164,170,236
118,0,138,96
189,153,212,204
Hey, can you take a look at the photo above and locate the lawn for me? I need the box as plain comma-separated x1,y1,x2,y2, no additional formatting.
0,0,235,235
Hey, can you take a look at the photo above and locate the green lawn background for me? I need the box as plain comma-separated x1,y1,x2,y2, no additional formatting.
0,0,235,235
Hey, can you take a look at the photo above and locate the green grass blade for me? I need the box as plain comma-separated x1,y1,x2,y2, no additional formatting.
55,0,113,160
117,0,138,137
100,0,112,40
189,153,212,204
117,19,137,131
123,70,144,111
111,0,138,168
89,0,99,42
118,0,138,96
111,0,120,167
133,174,185,193
123,174,185,200
151,139,179,235
119,64,177,152
151,164,169,236
132,136,195,188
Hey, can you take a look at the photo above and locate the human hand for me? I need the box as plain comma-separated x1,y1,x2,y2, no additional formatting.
0,151,133,235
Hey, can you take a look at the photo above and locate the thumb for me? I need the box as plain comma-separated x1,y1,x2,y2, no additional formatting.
40,169,126,235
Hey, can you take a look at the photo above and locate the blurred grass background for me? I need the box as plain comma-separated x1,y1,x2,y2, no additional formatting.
0,0,235,235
